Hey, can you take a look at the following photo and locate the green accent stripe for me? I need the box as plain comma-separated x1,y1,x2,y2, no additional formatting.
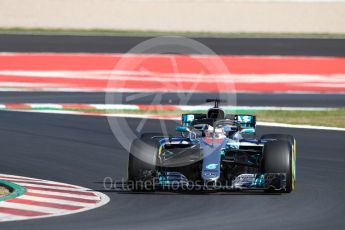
0,180,27,202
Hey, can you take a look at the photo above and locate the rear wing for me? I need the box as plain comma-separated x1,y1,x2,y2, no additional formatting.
182,113,255,128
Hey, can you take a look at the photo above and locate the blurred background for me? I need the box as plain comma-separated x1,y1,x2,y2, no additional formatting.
0,1,345,229
1,0,345,34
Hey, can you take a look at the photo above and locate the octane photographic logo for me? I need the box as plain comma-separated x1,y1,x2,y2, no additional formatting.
105,36,236,167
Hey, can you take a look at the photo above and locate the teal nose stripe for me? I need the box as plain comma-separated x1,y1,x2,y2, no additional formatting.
201,143,224,181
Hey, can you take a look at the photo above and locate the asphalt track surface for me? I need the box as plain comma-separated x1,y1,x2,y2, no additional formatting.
0,34,345,229
0,110,344,230
0,92,344,108
1,34,345,56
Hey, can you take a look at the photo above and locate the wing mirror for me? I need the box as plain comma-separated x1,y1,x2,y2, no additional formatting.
240,128,255,134
176,126,197,139
176,126,190,132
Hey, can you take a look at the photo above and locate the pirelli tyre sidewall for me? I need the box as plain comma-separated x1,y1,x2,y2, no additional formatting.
261,134,296,192
262,139,295,193
128,135,159,190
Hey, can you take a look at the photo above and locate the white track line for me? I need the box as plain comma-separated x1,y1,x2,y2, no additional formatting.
0,201,77,214
14,182,95,191
27,189,101,200
19,195,98,207
0,175,43,182
0,87,343,94
0,103,335,111
0,70,344,84
257,121,345,131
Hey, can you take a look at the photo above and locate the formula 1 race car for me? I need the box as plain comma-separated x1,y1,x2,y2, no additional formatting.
128,99,296,193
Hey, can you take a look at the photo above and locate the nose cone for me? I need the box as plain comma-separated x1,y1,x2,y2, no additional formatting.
201,141,225,182
202,168,219,181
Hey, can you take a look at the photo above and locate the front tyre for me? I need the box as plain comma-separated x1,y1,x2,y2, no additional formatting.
261,134,296,191
262,140,295,193
128,136,159,191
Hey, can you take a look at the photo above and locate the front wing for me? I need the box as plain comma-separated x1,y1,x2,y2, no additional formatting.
154,172,287,191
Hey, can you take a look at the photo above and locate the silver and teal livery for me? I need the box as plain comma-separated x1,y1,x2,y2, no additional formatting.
128,99,296,193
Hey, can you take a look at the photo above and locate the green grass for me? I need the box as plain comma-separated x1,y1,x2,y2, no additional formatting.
1,27,345,39
0,186,10,197
44,107,345,128
0,180,26,202
255,109,345,128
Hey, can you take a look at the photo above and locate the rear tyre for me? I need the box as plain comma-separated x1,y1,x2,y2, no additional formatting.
128,136,159,191
262,140,294,193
